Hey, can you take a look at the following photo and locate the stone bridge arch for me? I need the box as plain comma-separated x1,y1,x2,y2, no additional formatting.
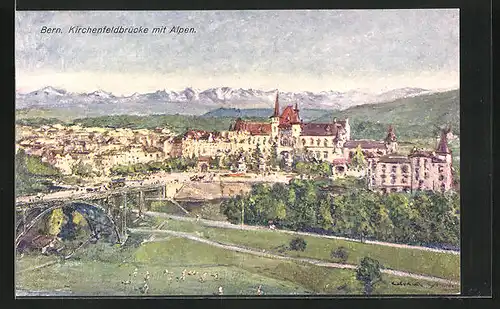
16,201,122,250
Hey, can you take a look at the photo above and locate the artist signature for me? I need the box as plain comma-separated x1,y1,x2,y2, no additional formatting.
391,281,455,289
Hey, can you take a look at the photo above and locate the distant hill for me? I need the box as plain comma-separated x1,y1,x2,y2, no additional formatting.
16,89,459,143
16,86,437,114
314,89,459,140
202,107,331,122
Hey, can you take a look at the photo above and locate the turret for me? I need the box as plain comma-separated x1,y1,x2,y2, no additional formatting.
270,90,280,138
436,126,452,163
384,125,398,154
291,101,302,138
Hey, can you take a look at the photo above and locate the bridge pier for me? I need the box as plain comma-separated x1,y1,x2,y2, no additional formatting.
139,191,145,216
121,193,128,242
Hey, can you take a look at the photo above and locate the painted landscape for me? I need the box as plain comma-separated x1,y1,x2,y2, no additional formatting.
15,10,460,296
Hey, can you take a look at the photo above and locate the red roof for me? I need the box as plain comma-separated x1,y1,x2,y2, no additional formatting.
280,106,301,126
301,123,343,136
233,119,272,135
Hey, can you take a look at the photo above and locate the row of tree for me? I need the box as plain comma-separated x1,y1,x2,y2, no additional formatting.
220,179,460,247
15,149,61,196
110,157,199,176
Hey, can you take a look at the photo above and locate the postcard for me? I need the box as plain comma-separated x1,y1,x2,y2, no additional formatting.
15,10,460,296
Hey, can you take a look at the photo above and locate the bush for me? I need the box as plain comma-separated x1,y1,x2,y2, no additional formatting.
331,246,349,263
289,237,307,251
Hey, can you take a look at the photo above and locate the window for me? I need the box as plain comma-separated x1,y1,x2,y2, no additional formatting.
440,183,446,192
316,139,320,146
424,172,429,179
439,174,445,181
418,180,424,187
403,188,409,193
390,177,396,184
380,174,386,178
391,188,397,193
402,177,407,184
302,139,306,145
401,165,409,173
438,165,444,173
323,151,328,159
372,179,376,185
310,138,314,145
324,139,328,147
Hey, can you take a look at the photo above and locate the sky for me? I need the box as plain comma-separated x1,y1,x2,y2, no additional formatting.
15,10,459,95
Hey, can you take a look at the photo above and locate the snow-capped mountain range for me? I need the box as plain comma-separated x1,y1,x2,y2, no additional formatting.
16,86,442,116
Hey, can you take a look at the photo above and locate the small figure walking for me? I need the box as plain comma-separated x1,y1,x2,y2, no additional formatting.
256,285,263,296
218,286,224,295
196,214,200,223
141,282,149,294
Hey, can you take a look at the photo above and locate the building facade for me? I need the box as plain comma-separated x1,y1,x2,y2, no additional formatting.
367,128,453,193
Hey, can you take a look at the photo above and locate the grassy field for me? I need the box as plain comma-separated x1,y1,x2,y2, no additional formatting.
16,236,458,296
156,218,460,282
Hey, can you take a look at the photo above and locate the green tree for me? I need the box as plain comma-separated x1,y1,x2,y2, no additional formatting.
251,144,264,171
351,145,366,170
268,142,280,168
331,246,349,264
317,195,334,230
318,161,332,177
356,257,382,295
209,156,221,169
289,237,307,251
26,156,61,177
272,200,287,221
71,160,94,177
46,208,65,236
384,192,415,243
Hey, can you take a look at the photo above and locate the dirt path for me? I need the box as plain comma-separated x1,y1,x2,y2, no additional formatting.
139,210,460,256
129,227,459,286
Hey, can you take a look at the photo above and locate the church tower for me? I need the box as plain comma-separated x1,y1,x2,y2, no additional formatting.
384,125,398,154
435,126,452,163
270,90,280,139
291,101,302,139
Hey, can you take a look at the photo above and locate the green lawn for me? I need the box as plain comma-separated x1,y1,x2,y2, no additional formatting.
16,237,458,295
157,218,460,281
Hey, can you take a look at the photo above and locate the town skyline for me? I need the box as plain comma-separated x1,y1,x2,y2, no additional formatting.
16,10,459,95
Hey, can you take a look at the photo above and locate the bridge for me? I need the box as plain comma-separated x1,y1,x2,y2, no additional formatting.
15,178,261,256
15,182,192,255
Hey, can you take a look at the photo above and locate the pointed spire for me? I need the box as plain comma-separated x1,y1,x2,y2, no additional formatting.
294,101,299,111
273,90,280,117
385,125,397,143
436,127,451,154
